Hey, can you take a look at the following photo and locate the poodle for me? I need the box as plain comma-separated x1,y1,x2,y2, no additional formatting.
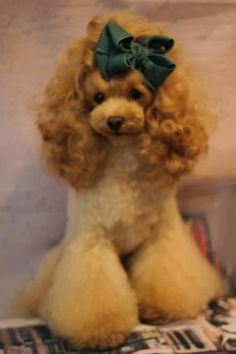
19,12,226,349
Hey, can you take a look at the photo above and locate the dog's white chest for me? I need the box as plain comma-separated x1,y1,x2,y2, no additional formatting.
65,145,163,254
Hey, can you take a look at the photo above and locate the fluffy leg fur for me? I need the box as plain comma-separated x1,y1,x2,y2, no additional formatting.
39,232,138,349
11,243,64,317
128,195,226,324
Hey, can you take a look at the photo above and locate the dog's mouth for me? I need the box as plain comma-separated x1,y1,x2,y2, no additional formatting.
109,130,143,139
111,131,133,137
92,125,143,138
90,115,145,138
111,131,124,136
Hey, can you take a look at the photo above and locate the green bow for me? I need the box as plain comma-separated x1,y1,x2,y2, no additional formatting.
95,22,176,91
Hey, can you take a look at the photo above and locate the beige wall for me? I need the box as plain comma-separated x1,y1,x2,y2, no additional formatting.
0,0,236,315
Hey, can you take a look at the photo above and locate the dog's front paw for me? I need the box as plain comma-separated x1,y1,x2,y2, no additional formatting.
80,331,129,349
140,307,172,325
101,332,127,349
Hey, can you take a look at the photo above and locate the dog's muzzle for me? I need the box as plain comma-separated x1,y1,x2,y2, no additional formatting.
107,116,124,134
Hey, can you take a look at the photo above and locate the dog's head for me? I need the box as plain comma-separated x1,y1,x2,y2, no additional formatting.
36,13,211,189
84,69,150,139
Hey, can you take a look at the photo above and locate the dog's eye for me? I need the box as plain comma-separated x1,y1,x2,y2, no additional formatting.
94,92,105,104
130,89,142,100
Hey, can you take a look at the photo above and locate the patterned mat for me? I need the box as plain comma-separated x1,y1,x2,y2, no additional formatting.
1,297,236,354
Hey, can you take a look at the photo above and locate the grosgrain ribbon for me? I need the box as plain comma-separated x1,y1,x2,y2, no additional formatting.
95,22,176,91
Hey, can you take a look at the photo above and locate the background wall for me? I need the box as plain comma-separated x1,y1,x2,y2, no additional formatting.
1,0,236,316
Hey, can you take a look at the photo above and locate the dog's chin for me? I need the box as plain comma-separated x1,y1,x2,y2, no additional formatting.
107,133,138,147
104,131,143,146
91,125,143,142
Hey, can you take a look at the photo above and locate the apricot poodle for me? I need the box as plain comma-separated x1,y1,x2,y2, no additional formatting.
19,12,226,349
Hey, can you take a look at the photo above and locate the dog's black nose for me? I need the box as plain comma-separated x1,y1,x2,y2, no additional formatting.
107,116,124,132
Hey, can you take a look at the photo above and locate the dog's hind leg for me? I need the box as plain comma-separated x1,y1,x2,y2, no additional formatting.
128,195,226,324
11,243,65,317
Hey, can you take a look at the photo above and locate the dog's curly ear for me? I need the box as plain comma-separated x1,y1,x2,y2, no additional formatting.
35,38,105,189
139,60,213,181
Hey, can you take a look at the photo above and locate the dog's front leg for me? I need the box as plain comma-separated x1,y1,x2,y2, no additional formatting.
128,196,226,324
40,231,138,349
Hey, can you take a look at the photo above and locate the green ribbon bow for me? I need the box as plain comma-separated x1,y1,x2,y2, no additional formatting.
95,22,176,91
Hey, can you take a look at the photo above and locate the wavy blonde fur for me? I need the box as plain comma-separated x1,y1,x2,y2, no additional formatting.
35,12,212,188
20,12,226,350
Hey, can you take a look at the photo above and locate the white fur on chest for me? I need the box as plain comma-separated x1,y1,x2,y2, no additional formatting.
65,144,165,254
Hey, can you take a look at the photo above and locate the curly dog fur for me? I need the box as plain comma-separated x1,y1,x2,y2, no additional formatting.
19,12,226,349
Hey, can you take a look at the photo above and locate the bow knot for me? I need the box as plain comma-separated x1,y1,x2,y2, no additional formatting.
132,43,149,66
95,22,176,91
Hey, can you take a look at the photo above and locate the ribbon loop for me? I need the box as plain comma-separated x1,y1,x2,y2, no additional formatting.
95,22,176,91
